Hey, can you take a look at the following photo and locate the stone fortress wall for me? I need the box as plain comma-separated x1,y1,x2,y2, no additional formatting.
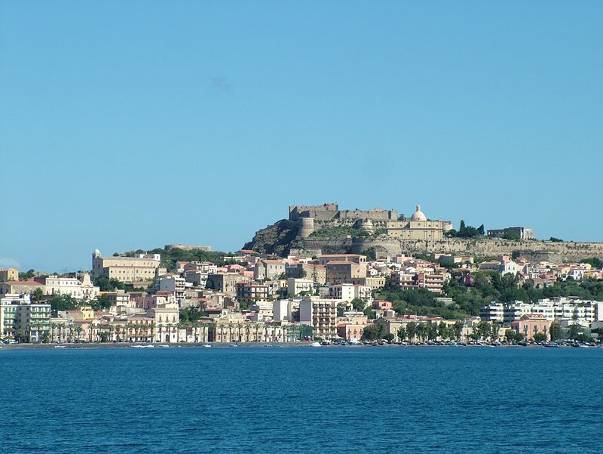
289,202,448,240
289,203,399,225
299,236,603,263
287,203,603,262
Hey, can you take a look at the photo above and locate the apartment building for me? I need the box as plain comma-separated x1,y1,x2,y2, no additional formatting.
480,298,603,324
299,297,338,339
287,278,314,297
206,273,249,296
253,260,286,281
0,294,51,342
159,275,187,304
325,262,367,285
329,283,372,302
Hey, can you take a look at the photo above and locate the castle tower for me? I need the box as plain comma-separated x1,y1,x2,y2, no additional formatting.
298,217,315,239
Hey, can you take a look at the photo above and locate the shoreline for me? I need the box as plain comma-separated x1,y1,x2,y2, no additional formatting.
1,342,599,350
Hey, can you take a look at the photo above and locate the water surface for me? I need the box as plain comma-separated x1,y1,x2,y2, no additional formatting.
1,346,600,453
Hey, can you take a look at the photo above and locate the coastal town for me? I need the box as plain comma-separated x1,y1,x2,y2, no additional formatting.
1,203,602,348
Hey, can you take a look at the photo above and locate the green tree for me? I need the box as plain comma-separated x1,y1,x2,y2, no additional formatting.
19,269,36,280
533,332,547,343
580,257,603,269
427,322,438,340
350,298,366,312
415,323,428,342
502,230,521,241
567,324,582,340
91,295,112,310
363,306,376,320
48,294,79,313
397,326,407,342
549,321,562,341
505,329,523,343
383,333,395,343
362,324,384,341
475,321,492,340
179,307,207,323
31,288,45,303
406,322,417,343
453,321,464,340
438,322,449,340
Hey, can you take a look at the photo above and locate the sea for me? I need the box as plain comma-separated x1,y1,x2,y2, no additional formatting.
0,345,601,453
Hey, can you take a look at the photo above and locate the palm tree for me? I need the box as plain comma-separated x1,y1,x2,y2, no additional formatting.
406,322,417,344
74,326,83,342
49,323,57,343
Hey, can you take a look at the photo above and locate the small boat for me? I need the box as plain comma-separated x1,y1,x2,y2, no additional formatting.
54,345,66,349
132,344,155,348
158,344,170,348
310,341,321,347
202,344,212,348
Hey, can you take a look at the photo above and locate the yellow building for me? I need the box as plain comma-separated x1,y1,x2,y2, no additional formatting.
0,268,19,282
211,312,286,343
386,205,452,240
92,249,161,284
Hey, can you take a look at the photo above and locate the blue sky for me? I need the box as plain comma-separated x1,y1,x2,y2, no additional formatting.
1,0,602,272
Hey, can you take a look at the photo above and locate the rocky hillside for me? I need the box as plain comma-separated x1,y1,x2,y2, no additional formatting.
243,219,300,256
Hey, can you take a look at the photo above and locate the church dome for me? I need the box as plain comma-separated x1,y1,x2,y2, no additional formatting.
411,204,427,222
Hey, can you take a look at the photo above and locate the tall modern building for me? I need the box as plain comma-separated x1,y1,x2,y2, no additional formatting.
0,294,51,342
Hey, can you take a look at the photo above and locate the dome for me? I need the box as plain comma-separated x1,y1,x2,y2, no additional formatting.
410,204,427,222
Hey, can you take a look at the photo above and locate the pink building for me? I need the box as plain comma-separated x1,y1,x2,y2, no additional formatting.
372,300,393,311
511,315,552,341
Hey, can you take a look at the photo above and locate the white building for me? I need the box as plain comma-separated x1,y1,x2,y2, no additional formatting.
159,275,187,304
250,300,274,321
0,294,51,342
299,297,338,339
273,299,300,322
479,302,505,322
153,302,179,343
481,298,603,325
287,278,314,297
329,283,372,302
44,273,100,301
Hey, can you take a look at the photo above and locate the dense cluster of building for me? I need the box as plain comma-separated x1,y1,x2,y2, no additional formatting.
1,240,602,345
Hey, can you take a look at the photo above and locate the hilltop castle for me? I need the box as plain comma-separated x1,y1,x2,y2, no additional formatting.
288,202,453,241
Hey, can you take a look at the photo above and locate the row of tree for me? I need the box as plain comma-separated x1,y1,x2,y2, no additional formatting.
362,320,465,342
362,318,594,344
446,220,485,238
33,291,112,314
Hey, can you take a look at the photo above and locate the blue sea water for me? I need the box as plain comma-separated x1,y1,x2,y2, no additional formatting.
0,346,601,453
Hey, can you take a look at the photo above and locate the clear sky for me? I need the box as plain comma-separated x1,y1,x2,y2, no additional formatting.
1,0,602,272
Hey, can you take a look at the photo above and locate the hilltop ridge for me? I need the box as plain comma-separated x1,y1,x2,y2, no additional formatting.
244,203,603,262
